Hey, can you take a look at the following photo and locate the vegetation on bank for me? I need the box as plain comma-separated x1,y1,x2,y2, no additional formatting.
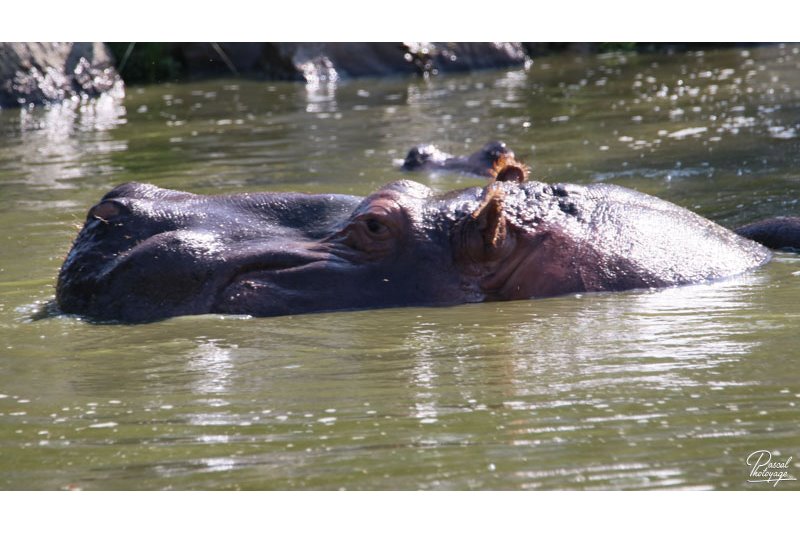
106,43,183,85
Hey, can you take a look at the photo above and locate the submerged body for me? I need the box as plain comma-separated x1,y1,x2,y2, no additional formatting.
735,217,800,251
57,163,773,322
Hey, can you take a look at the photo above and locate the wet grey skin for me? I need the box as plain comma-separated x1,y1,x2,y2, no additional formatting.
400,140,514,176
57,169,785,323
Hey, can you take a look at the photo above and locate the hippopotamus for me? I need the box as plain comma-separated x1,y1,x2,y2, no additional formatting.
56,147,799,323
400,140,514,176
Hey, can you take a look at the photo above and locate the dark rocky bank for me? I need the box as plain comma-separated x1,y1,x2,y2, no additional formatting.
1,42,753,108
0,42,123,108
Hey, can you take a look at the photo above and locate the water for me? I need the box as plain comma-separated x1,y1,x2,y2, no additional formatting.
1,45,799,490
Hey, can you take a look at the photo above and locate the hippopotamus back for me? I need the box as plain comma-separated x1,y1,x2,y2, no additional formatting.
575,183,771,290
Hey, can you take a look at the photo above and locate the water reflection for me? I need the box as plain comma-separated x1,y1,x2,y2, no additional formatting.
489,276,774,489
403,328,442,425
2,93,127,194
304,75,338,114
505,276,764,394
187,338,234,395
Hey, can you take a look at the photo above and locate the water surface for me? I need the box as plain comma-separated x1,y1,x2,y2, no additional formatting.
1,45,799,489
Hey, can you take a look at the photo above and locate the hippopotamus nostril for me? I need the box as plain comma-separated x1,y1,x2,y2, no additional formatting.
485,141,512,159
401,145,430,170
88,200,128,222
401,143,451,171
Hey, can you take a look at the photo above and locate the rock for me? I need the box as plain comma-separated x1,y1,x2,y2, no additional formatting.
282,42,530,82
0,42,123,108
168,42,529,84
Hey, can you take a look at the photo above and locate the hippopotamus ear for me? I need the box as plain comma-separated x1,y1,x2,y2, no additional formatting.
474,187,507,249
491,154,529,183
454,185,511,262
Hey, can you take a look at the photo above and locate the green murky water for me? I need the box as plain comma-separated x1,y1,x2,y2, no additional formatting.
1,45,799,490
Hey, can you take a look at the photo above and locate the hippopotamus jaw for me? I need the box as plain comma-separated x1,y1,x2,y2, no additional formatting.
212,252,349,317
59,234,372,322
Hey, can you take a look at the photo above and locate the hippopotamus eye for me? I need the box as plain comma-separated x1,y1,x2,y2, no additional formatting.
365,217,388,235
336,204,404,257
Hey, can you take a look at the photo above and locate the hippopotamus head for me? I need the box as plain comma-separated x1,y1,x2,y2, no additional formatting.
57,179,473,322
401,140,514,176
57,158,769,322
